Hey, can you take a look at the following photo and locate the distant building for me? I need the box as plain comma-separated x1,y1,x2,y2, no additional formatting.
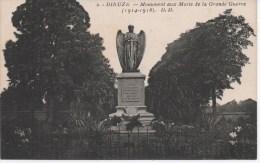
217,112,250,121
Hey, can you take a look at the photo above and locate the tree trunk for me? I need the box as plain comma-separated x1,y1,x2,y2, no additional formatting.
211,87,216,115
206,86,217,130
205,86,217,130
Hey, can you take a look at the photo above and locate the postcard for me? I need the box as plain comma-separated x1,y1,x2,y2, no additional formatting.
0,0,257,160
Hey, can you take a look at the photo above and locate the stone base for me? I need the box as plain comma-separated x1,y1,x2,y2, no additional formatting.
108,72,155,133
109,106,154,126
109,106,155,133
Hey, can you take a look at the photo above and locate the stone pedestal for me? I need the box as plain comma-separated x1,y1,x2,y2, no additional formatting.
109,72,154,132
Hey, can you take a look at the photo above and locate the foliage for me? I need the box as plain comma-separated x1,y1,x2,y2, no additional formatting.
147,9,255,123
1,122,33,159
110,116,122,126
227,124,256,158
68,96,88,129
122,114,143,131
4,126,32,147
195,104,226,130
2,0,115,120
2,119,256,159
141,123,256,159
151,119,166,133
218,99,257,113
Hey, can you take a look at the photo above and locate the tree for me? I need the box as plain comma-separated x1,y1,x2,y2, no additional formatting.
192,9,255,114
147,9,255,124
2,0,115,122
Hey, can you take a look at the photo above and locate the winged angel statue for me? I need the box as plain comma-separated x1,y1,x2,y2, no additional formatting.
116,25,146,72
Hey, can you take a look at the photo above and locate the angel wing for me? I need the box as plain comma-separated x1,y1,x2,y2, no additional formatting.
136,30,146,68
116,30,126,70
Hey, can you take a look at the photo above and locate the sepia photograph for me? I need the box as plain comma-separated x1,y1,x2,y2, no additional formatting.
0,0,257,160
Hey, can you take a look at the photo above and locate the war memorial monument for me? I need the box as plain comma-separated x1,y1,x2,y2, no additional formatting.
109,25,155,132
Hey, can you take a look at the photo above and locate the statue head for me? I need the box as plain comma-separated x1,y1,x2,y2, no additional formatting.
128,25,134,33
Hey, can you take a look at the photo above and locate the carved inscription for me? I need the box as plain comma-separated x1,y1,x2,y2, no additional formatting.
122,80,140,102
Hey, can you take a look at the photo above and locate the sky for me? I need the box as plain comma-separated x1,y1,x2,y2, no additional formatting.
0,0,257,104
